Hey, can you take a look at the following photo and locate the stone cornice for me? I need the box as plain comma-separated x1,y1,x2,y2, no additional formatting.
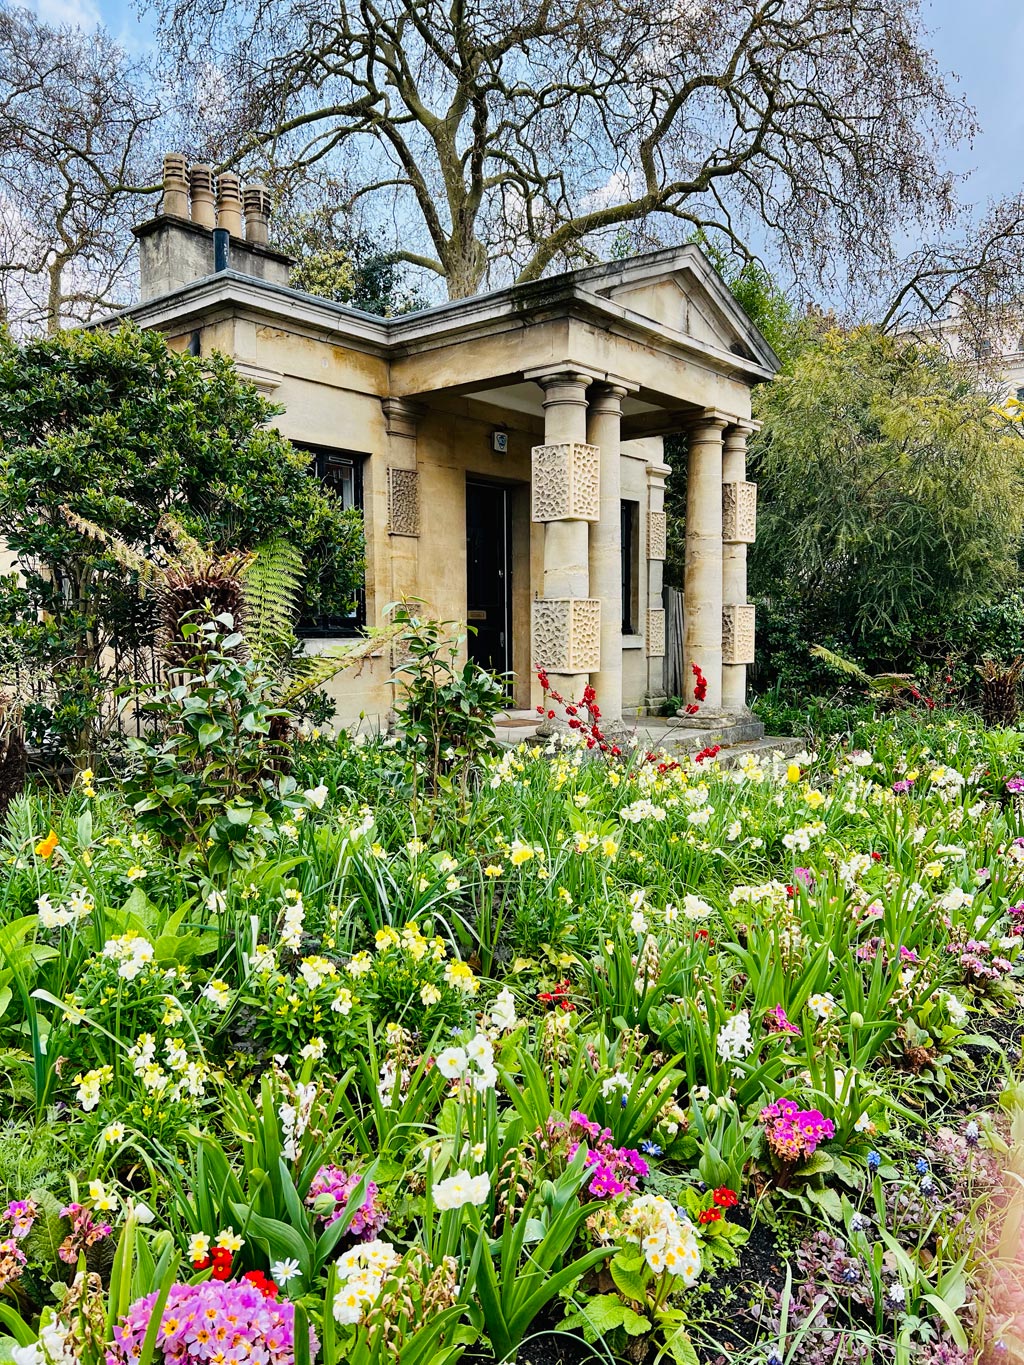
95,245,779,385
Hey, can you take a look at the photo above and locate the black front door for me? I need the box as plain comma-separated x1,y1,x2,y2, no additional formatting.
466,481,511,675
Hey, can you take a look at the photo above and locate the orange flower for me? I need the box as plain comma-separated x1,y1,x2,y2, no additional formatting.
34,829,59,859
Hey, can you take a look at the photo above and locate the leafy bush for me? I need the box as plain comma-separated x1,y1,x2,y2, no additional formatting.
0,325,364,758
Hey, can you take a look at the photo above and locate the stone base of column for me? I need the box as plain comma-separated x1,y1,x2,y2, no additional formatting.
671,706,756,725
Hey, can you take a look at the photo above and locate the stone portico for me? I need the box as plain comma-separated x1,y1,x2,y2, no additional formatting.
108,159,778,730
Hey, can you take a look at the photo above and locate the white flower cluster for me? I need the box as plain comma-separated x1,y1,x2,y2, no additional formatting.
490,987,517,1031
435,1032,498,1090
332,1240,401,1325
128,1032,209,1098
101,933,155,981
716,1009,753,1062
279,890,305,950
13,1310,76,1365
36,888,93,930
929,766,965,793
75,1064,113,1111
781,820,825,852
432,1168,490,1211
839,853,874,888
279,1080,317,1160
620,1193,702,1285
619,799,667,823
729,881,791,909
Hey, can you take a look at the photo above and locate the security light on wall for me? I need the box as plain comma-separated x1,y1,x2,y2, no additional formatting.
491,428,509,454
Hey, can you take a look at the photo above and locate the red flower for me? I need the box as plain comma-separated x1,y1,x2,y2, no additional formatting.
192,1255,212,1271
538,979,575,1011
210,1247,233,1281
243,1270,279,1299
712,1187,738,1208
691,663,708,702
871,851,882,861
698,1208,722,1225
547,710,555,719
536,705,545,714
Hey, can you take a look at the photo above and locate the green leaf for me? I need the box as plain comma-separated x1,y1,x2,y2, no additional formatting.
610,1254,649,1303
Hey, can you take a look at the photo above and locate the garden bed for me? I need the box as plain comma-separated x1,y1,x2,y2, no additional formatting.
2,713,1024,1365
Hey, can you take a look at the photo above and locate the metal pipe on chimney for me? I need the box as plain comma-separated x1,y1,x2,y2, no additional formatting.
243,184,271,246
216,172,244,237
162,153,189,218
189,164,216,229
213,228,231,272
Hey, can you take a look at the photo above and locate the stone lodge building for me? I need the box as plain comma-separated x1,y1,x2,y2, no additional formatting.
108,157,778,730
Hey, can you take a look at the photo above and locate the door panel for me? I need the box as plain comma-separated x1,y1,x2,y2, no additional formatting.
466,482,511,675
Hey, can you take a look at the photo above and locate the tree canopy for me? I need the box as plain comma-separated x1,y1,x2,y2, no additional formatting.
748,327,1024,669
0,325,364,753
153,0,968,300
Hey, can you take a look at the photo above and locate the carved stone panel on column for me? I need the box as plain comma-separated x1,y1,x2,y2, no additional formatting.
531,442,600,522
387,467,420,536
646,608,666,658
722,604,756,664
647,510,667,561
531,598,601,672
722,481,757,543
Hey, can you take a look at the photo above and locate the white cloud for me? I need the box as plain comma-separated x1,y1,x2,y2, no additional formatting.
27,0,101,29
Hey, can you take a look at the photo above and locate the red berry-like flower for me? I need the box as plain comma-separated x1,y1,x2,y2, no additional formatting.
698,1208,722,1225
712,1187,738,1208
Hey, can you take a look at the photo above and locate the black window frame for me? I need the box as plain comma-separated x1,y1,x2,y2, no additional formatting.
620,499,640,635
295,443,368,639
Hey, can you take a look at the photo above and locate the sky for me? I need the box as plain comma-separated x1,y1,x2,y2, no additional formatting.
23,0,1024,224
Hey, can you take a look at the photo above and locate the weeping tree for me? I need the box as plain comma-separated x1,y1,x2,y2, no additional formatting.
748,326,1024,687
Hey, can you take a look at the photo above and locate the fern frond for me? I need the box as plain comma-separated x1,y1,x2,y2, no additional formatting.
809,644,872,685
59,507,162,586
281,624,403,704
240,539,305,667
154,514,207,571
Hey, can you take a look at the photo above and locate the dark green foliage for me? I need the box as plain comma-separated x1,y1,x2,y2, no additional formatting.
0,325,364,757
749,327,1024,691
123,616,308,873
389,603,509,804
273,206,423,316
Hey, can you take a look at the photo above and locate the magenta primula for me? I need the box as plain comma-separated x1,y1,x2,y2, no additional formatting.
306,1165,386,1239
108,1278,316,1365
551,1111,649,1197
760,1098,835,1163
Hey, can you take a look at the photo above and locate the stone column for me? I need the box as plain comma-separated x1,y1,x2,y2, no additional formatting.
530,372,600,704
587,383,628,722
382,398,425,611
722,421,758,714
645,455,670,708
682,412,728,710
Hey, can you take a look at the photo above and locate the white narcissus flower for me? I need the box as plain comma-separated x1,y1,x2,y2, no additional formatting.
272,1257,301,1284
305,784,330,809
490,987,517,1031
436,1046,468,1079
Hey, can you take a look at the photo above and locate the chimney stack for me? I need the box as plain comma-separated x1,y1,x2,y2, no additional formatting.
189,164,216,229
216,172,244,237
135,155,292,300
243,184,271,246
161,153,189,218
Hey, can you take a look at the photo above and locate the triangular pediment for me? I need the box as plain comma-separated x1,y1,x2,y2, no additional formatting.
576,247,779,374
